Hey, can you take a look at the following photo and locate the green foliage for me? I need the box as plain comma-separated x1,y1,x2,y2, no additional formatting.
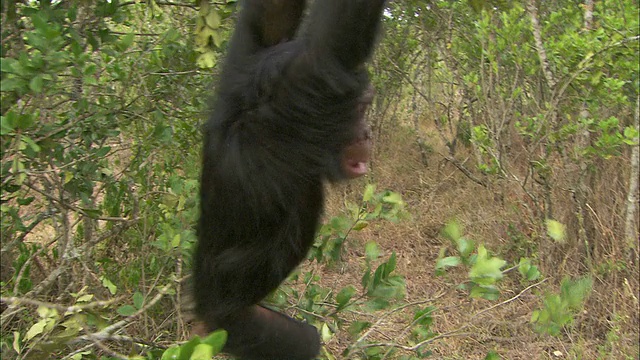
0,1,210,358
531,277,593,336
468,245,506,300
246,188,409,358
161,330,227,360
311,184,407,263
1,0,635,358
518,258,541,282
362,252,406,306
436,220,540,301
546,219,567,243
470,124,501,174
194,1,236,68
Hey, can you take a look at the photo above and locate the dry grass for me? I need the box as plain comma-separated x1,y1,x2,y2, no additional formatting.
313,118,640,359
7,113,637,359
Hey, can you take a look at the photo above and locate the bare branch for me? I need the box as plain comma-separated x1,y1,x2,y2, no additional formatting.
526,0,556,89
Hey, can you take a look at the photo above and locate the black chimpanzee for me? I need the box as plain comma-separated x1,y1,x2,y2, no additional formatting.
193,1,386,359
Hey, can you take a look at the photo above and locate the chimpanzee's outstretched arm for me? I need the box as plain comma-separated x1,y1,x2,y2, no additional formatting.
225,0,306,60
306,0,387,70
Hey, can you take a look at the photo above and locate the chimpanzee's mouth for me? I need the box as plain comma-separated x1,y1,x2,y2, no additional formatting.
343,137,371,178
346,160,368,176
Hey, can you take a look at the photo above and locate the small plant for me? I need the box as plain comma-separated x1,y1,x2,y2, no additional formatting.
311,184,407,264
161,330,227,360
435,220,541,300
531,277,593,336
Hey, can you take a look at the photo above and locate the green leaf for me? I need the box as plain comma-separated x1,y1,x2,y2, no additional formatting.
320,323,333,343
17,196,34,206
31,12,49,32
352,220,369,231
63,171,74,184
198,0,211,16
189,344,213,360
456,237,474,258
29,75,44,93
100,276,117,295
12,331,20,354
201,329,227,354
382,191,403,204
518,258,531,277
526,266,541,281
623,126,639,145
117,305,136,316
195,27,215,48
0,77,25,92
435,256,461,270
623,126,638,139
546,219,566,243
518,258,541,281
16,113,35,130
211,31,223,48
196,52,216,69
77,294,93,302
384,252,397,276
372,263,385,286
442,220,462,242
413,306,435,327
560,277,592,309
37,306,57,319
469,246,506,285
530,310,540,322
172,234,181,248
365,241,379,261
94,146,111,157
133,292,144,309
362,184,375,202
164,27,180,42
177,336,200,360
0,57,17,73
22,137,41,152
369,284,398,299
1,115,15,135
160,346,181,360
83,75,98,86
118,33,135,51
336,285,356,310
25,320,47,341
83,64,98,76
12,158,26,185
347,321,371,336
470,284,500,300
205,10,221,28
477,244,488,259
361,269,371,289
364,298,390,311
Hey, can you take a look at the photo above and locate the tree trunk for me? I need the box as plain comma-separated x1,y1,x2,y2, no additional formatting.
624,94,639,263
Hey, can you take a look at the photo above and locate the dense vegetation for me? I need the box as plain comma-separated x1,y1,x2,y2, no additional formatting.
1,1,637,359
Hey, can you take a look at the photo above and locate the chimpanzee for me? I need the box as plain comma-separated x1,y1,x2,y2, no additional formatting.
193,1,386,359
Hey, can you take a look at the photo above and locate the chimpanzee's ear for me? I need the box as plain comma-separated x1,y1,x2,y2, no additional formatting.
240,0,306,49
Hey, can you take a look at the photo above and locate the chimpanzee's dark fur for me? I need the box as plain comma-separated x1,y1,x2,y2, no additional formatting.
194,1,386,358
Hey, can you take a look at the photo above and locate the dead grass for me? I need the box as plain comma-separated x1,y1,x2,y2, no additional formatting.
7,113,637,359
313,118,640,359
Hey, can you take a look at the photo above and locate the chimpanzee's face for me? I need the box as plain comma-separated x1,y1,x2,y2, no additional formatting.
341,85,374,178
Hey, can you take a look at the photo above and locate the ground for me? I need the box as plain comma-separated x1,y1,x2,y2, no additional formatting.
311,123,639,359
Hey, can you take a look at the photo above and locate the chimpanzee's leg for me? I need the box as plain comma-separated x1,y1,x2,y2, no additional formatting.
205,305,320,360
